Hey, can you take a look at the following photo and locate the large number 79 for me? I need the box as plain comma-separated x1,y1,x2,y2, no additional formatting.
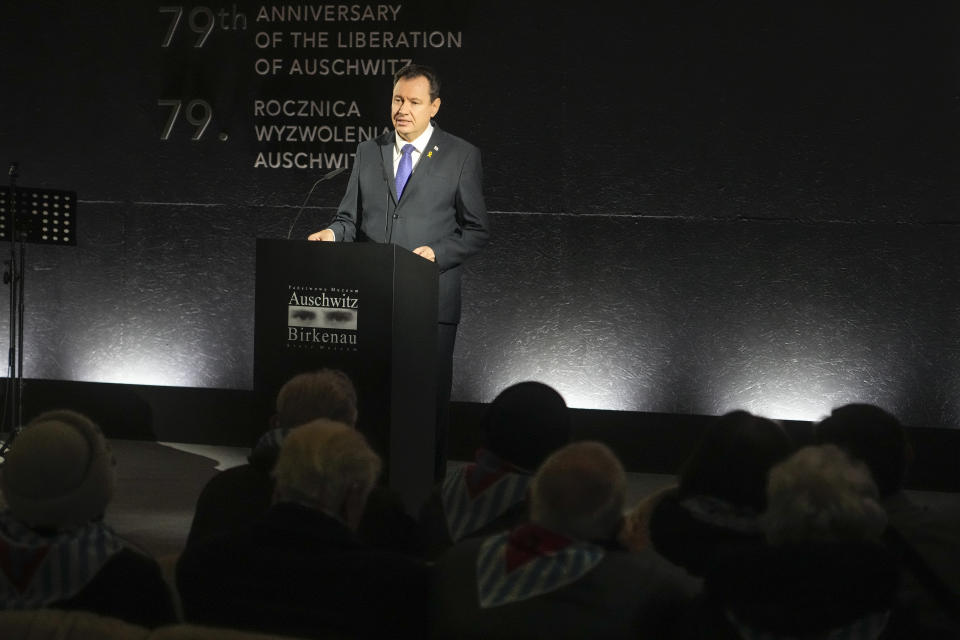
158,99,213,141
159,6,217,48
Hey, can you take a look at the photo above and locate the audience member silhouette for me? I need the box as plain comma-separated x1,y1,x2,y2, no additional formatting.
418,381,572,559
176,419,429,639
429,441,699,639
0,410,176,627
185,368,420,554
815,403,960,635
621,410,794,577
685,444,899,639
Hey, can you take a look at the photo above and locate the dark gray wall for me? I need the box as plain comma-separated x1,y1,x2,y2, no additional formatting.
1,1,958,428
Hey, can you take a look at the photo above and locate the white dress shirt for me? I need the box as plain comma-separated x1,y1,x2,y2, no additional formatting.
393,123,434,177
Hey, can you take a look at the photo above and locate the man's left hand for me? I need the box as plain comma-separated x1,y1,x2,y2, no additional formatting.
413,246,435,262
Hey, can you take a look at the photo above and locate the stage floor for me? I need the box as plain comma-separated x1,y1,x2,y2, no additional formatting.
102,440,959,559
103,439,678,557
2,438,955,560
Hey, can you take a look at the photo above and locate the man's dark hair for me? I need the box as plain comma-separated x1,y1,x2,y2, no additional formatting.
482,381,571,471
813,403,910,498
393,63,441,102
679,410,794,512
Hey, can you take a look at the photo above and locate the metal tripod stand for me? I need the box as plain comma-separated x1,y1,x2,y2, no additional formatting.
0,163,77,456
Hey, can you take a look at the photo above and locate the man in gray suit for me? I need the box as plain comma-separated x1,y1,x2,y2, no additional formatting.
309,63,490,479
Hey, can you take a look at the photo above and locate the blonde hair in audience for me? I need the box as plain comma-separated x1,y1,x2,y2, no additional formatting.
762,444,887,545
271,419,381,511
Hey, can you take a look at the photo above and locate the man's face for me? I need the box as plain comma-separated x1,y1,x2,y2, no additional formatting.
391,75,441,141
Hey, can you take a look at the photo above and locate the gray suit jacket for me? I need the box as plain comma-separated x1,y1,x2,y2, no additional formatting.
327,126,490,323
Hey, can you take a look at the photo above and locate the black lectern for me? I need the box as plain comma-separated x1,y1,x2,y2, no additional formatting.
254,239,438,514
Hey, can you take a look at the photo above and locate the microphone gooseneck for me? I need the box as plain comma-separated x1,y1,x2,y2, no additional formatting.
286,166,349,240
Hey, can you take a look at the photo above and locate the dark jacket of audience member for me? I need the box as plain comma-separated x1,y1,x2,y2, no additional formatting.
185,369,421,555
815,404,960,636
418,381,572,559
680,444,900,639
0,410,176,627
177,420,429,639
625,411,794,577
430,441,699,639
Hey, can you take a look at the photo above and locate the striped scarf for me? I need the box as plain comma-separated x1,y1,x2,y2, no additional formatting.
442,449,530,541
0,510,127,608
476,523,605,608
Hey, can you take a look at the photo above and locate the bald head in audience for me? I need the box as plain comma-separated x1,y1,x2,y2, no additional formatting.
530,441,627,541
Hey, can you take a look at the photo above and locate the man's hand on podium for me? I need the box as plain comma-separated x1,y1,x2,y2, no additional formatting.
413,246,435,262
308,229,335,242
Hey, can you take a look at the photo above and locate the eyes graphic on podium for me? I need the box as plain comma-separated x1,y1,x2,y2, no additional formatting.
288,306,358,331
326,311,354,324
291,309,316,322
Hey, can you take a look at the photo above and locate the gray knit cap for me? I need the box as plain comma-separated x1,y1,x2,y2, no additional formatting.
1,410,115,529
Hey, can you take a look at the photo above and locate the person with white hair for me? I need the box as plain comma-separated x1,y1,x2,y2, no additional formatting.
185,368,420,554
177,419,429,639
0,410,175,626
815,403,960,635
684,444,901,639
429,441,699,639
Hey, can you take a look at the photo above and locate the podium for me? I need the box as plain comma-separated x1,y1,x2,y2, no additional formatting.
254,239,438,513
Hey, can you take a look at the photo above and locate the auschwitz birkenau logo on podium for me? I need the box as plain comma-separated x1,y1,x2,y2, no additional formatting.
286,286,359,350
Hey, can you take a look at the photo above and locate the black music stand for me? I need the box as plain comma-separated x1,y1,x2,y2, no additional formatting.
0,165,77,456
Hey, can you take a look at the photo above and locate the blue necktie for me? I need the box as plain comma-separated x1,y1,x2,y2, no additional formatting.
395,143,415,199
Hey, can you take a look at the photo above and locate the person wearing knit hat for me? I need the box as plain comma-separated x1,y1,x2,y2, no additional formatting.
2,409,115,529
418,381,573,559
0,410,176,627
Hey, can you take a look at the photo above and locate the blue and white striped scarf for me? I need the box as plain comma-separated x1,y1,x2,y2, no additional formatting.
442,450,531,541
475,523,606,608
0,510,127,608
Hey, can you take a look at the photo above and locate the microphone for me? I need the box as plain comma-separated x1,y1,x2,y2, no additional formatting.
286,166,349,240
386,187,397,243
386,176,402,244
382,152,397,242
